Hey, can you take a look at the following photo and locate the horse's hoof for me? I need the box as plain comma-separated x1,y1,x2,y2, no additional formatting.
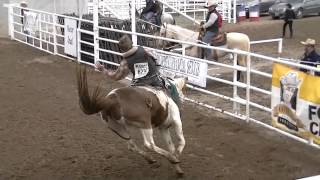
169,155,180,164
151,162,161,169
175,165,184,177
146,156,157,164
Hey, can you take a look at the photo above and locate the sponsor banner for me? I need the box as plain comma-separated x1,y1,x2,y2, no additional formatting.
271,63,320,144
152,51,207,87
23,11,39,35
64,18,77,57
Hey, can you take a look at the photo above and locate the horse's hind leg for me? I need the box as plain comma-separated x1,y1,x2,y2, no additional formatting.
159,127,175,154
127,139,156,164
141,128,184,176
141,129,179,163
159,127,184,176
171,104,185,156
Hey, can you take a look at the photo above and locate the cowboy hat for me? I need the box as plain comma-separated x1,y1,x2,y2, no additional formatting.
204,0,218,8
301,38,316,46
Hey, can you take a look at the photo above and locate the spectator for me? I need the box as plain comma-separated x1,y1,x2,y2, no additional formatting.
282,3,295,38
20,1,28,25
141,0,158,21
299,38,320,76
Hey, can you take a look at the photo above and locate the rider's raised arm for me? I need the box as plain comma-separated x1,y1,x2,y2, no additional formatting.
103,60,130,81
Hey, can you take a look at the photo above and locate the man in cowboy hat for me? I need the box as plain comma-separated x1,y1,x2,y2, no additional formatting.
95,35,163,87
95,35,183,105
201,0,222,59
299,38,320,76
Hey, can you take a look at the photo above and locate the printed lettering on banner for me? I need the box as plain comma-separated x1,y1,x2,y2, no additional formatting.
151,51,207,87
64,18,77,57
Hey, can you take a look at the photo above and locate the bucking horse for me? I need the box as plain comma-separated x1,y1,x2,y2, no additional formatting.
76,64,187,176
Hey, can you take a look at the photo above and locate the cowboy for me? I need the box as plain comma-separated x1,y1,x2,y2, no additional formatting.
20,1,31,43
95,35,162,86
95,35,181,104
282,3,295,38
299,38,320,76
201,0,222,59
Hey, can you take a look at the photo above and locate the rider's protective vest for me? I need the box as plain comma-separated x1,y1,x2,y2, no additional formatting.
125,46,161,86
205,10,222,33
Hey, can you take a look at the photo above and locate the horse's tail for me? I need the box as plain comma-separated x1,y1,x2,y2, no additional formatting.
76,64,107,115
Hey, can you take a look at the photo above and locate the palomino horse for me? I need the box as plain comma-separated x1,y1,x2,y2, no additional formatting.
159,24,251,81
76,65,186,176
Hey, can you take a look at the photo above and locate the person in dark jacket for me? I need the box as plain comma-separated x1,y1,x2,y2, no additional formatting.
201,0,222,59
299,38,320,76
282,3,295,38
141,0,161,25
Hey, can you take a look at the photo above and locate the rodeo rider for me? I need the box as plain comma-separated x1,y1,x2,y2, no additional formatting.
95,35,181,104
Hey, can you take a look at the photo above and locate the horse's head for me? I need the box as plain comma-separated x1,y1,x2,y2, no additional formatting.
159,23,174,39
159,23,178,50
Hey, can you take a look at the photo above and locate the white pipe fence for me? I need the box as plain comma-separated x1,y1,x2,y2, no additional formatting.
4,3,320,150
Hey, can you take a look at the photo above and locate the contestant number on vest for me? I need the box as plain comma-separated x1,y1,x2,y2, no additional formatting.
134,63,149,79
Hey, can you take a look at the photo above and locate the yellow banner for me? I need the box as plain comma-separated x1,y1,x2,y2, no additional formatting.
271,63,320,144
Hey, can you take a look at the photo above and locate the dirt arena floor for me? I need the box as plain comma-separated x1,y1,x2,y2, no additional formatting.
1,16,320,180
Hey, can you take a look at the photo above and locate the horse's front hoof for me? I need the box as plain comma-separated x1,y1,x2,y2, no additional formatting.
145,156,157,164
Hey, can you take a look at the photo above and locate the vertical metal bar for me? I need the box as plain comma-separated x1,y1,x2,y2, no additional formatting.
309,137,314,146
233,0,237,23
39,14,42,49
228,0,231,23
246,54,251,123
182,44,186,56
278,38,283,54
8,4,14,39
53,14,57,55
131,0,137,46
93,0,99,65
233,53,239,113
46,14,49,51
193,3,196,21
77,28,81,62
54,0,57,14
